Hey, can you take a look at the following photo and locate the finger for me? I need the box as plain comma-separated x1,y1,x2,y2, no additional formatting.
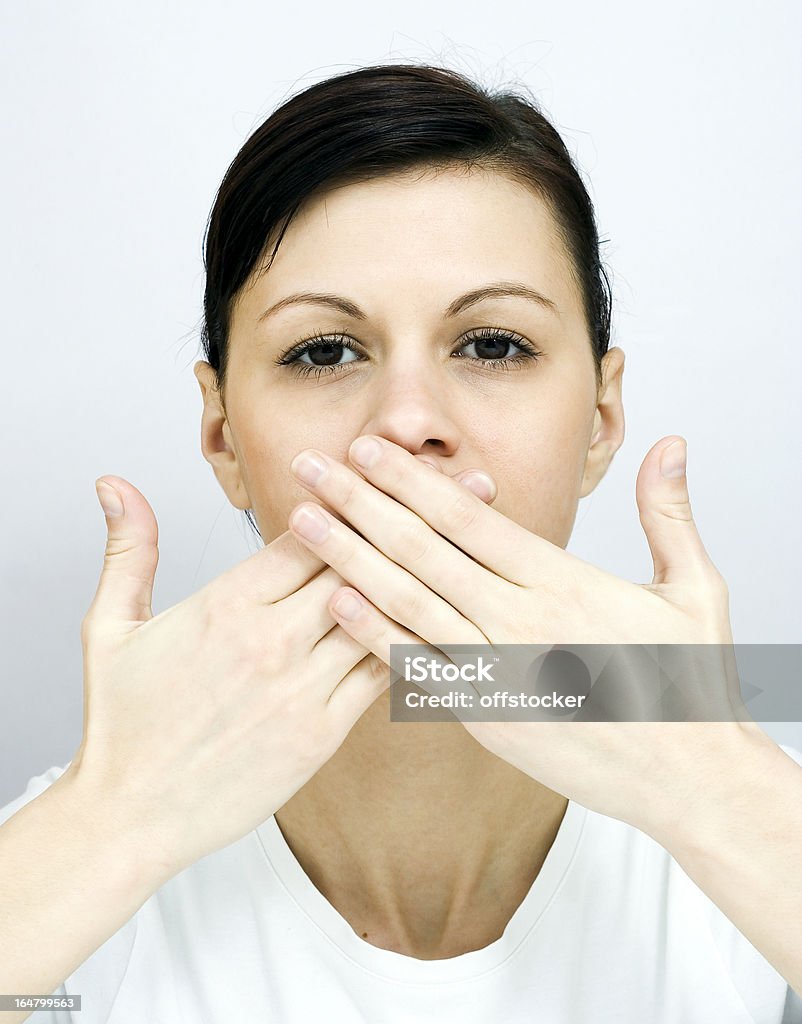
221,529,330,605
278,565,352,645
288,502,485,645
323,590,423,722
309,617,374,687
453,469,499,503
288,447,527,623
311,618,392,720
325,650,392,731
635,436,717,585
417,454,498,505
89,476,159,629
323,589,460,724
347,435,556,581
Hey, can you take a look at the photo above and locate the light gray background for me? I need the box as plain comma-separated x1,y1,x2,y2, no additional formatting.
1,1,800,806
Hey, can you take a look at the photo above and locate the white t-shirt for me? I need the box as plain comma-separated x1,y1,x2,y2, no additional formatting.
2,749,801,1024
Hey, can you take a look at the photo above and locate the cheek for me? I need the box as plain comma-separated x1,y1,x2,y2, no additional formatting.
497,449,586,546
236,420,356,543
491,398,593,546
249,453,317,542
224,411,306,539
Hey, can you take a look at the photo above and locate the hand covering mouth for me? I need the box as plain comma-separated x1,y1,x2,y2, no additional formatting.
317,453,445,537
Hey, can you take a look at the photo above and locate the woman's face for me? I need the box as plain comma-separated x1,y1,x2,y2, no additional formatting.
195,166,624,548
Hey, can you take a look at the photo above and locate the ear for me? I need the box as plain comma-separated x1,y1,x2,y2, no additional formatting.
193,361,250,510
579,346,626,498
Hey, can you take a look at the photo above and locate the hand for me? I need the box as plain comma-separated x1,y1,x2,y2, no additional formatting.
286,434,754,837
72,476,391,878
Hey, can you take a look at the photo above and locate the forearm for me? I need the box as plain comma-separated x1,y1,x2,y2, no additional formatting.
0,767,175,1022
649,727,802,996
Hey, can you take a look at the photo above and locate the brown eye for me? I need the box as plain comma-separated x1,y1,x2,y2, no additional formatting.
277,327,541,379
301,342,356,366
455,328,541,371
276,333,363,376
464,334,515,360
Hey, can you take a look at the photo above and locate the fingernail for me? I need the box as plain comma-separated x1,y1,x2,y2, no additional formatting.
333,592,364,620
95,480,124,517
459,471,497,502
350,436,382,470
291,505,330,542
660,439,687,479
291,451,328,486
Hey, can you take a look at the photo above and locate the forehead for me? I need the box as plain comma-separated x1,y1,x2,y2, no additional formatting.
235,166,582,324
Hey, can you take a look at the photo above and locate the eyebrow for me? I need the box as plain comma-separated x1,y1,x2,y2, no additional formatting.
255,281,560,324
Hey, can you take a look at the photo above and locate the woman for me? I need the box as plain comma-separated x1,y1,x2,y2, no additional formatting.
1,64,800,1023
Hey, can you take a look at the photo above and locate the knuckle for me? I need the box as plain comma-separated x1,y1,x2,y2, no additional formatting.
199,592,264,668
331,530,357,568
702,565,729,601
238,631,269,670
194,592,217,633
339,472,361,512
102,538,159,576
385,457,411,493
368,653,390,688
103,536,136,559
387,583,427,626
445,490,481,532
390,516,430,566
645,499,694,523
80,611,97,645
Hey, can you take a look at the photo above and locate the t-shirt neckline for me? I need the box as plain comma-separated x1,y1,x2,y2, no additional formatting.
255,799,587,984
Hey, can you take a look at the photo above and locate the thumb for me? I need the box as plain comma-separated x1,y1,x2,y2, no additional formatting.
635,436,713,585
90,476,159,628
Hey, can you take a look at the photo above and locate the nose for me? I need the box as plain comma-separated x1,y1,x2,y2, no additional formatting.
358,357,463,463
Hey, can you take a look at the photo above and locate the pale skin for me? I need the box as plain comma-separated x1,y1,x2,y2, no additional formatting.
194,166,802,987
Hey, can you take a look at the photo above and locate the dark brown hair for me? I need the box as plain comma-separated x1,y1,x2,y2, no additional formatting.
201,63,611,384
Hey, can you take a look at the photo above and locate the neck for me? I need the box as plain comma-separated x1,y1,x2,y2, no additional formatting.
275,691,568,958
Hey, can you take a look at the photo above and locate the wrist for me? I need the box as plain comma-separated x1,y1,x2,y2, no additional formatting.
55,762,182,891
639,722,788,856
